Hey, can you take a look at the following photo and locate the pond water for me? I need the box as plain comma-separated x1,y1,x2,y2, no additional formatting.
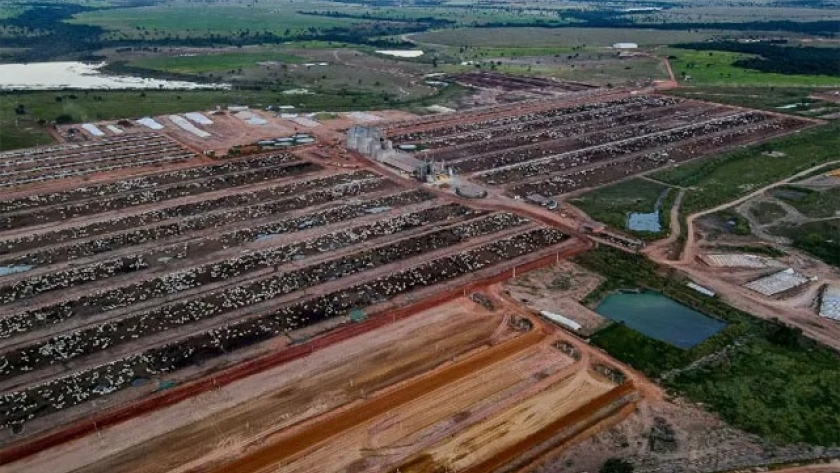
626,188,670,233
627,212,661,232
595,291,726,349
0,61,229,90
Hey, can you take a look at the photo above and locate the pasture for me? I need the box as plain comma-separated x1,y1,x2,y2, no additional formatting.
128,51,304,74
669,48,840,87
65,1,571,43
638,5,840,23
653,121,840,217
295,3,568,26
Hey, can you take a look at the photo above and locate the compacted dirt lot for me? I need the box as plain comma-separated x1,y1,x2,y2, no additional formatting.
505,262,609,335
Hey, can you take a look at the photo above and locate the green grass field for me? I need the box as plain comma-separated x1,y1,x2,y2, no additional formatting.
669,48,840,87
128,51,304,74
568,179,674,240
67,2,568,42
0,112,54,151
579,247,840,446
653,121,840,218
639,4,840,23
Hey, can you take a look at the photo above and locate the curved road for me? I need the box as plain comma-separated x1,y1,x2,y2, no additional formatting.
677,160,840,264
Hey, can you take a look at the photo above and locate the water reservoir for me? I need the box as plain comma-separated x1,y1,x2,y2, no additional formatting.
595,291,726,349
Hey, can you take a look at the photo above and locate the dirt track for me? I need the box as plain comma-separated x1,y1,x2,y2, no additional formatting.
676,159,840,265
771,461,840,473
201,279,653,473
278,340,573,473
208,327,545,473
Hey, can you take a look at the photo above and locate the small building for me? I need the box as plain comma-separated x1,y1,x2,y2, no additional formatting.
379,152,426,174
540,310,582,332
744,268,814,296
819,285,840,321
687,282,716,297
347,125,442,180
612,42,639,50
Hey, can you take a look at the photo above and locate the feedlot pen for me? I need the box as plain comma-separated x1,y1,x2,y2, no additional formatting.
386,92,816,197
0,147,580,446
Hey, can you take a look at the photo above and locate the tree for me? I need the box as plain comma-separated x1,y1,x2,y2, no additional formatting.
600,458,634,473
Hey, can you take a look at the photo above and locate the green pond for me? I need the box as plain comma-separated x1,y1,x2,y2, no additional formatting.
595,291,726,349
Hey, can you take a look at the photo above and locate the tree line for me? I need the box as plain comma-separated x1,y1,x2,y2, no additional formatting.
676,41,840,77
